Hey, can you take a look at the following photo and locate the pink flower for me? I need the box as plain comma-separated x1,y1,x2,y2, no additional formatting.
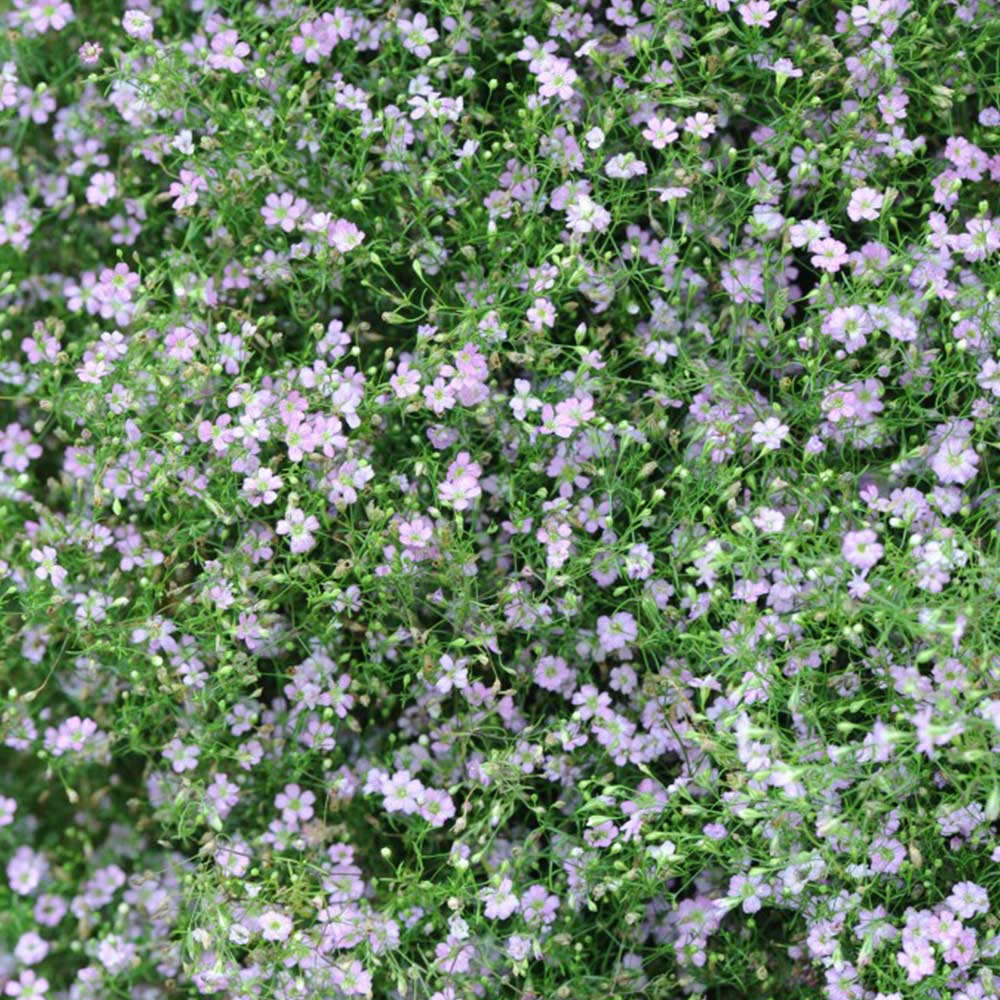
752,507,785,533
24,2,73,33
597,611,638,653
382,770,418,813
438,477,481,511
30,546,66,587
390,361,421,398
78,41,102,64
276,507,320,553
168,169,207,211
242,467,283,507
897,945,934,984
122,10,154,41
770,58,802,78
164,325,198,362
46,717,102,757
537,54,578,102
642,115,679,149
423,377,456,414
435,653,469,694
85,171,117,207
419,788,455,827
14,931,48,966
275,783,315,824
789,219,830,248
520,884,560,926
842,529,884,572
258,910,293,942
2,423,42,471
397,12,439,59
847,187,884,222
930,436,979,485
960,218,1000,262
327,218,365,252
548,395,594,437
751,416,789,450
481,878,519,920
534,655,573,693
261,192,307,233
291,16,346,63
527,297,555,330
737,0,777,27
947,881,989,919
208,29,250,73
682,112,717,138
4,970,49,1000
335,959,372,996
809,237,850,273
162,738,200,773
822,385,857,423
565,193,611,235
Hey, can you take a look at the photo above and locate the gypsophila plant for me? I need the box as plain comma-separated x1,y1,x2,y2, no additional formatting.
2,0,1000,997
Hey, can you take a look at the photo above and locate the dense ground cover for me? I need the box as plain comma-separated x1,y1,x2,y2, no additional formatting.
3,0,1000,997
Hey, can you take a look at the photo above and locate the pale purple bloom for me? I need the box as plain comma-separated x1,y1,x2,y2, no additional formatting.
753,507,785,533
208,29,250,72
30,546,66,587
810,237,850,272
847,187,885,222
931,436,979,485
45,716,103,757
258,910,293,942
122,10,154,40
261,192,308,233
565,193,611,235
397,12,439,59
869,836,905,874
520,885,560,926
85,171,117,207
243,467,283,507
642,116,678,149
276,507,320,553
14,931,48,966
738,0,777,27
162,738,200,773
947,881,990,919
897,944,935,983
842,529,884,571
275,783,316,824
6,846,48,896
751,416,789,450
480,878,519,920
597,611,638,653
419,788,455,827
327,218,365,252
3,970,48,1000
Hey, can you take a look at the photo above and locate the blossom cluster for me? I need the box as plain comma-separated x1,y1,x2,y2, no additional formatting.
2,1,1000,999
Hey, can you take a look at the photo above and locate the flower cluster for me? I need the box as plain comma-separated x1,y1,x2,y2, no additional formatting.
2,1,1000,999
